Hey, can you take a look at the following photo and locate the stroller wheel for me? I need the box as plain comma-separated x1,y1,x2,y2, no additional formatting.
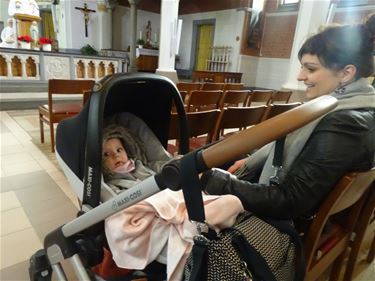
29,249,52,281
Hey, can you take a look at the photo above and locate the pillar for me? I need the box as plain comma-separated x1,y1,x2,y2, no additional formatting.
6,58,13,78
282,0,331,94
128,0,140,73
156,0,180,84
20,57,27,78
97,0,113,50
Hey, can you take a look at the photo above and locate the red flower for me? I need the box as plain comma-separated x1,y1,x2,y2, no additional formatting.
17,35,32,43
39,37,53,45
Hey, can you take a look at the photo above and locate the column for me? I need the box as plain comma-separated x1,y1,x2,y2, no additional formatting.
97,0,113,50
128,0,140,73
156,0,180,84
282,0,331,93
21,57,27,78
6,58,13,78
84,60,89,78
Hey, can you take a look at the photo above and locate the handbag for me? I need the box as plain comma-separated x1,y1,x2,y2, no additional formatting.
179,140,305,281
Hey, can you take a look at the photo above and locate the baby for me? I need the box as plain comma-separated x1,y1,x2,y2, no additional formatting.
102,124,160,194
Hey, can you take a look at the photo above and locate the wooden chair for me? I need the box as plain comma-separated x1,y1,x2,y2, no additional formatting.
168,109,221,153
223,83,244,91
343,181,375,281
262,102,302,121
219,90,251,109
212,106,267,141
171,91,188,113
186,90,223,112
303,168,375,281
270,90,292,104
201,82,226,91
176,82,202,93
39,79,95,152
247,90,274,106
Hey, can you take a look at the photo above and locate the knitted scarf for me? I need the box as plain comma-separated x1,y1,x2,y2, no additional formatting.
235,78,375,184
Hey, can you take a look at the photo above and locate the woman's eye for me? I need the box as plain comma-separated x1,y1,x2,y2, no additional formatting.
103,152,109,158
117,148,123,153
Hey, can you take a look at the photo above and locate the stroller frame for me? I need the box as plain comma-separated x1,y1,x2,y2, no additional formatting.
29,73,338,281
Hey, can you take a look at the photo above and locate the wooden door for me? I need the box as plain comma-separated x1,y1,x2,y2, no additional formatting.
195,24,213,71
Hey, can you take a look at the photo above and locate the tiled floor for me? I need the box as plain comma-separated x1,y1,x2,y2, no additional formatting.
0,110,374,280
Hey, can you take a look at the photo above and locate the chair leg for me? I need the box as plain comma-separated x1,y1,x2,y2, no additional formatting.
344,188,375,281
367,233,375,263
49,123,55,153
39,116,44,143
328,250,347,281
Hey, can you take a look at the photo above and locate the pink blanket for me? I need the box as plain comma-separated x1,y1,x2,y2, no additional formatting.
105,189,244,280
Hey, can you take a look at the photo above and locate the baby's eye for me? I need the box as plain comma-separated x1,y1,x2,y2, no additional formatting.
103,152,109,158
117,148,123,153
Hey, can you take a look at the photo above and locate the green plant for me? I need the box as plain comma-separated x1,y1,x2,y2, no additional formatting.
137,38,145,45
80,44,98,56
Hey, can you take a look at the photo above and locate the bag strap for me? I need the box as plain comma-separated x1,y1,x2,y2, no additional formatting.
270,137,285,186
180,151,205,223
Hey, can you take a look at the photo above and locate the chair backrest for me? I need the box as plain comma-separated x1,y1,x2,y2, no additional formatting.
48,79,95,110
186,90,223,112
169,109,221,145
192,71,215,82
247,90,274,106
270,90,292,104
262,102,302,121
303,167,375,280
223,83,244,91
201,82,226,91
212,106,267,141
176,82,202,92
219,90,251,109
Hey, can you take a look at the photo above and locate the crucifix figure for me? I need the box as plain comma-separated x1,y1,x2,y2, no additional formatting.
75,3,96,37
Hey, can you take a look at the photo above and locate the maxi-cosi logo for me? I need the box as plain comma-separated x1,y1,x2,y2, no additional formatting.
86,166,93,198
112,190,142,210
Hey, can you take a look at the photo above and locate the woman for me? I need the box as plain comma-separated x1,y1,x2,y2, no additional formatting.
202,15,375,224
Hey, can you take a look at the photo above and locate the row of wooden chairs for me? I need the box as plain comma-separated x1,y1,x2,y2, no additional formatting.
177,81,244,92
177,89,292,113
168,102,301,153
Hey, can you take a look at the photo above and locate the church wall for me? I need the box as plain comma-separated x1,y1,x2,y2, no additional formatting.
0,1,10,23
178,9,245,73
112,6,160,51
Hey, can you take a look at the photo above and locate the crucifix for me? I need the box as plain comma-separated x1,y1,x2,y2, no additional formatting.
75,3,96,37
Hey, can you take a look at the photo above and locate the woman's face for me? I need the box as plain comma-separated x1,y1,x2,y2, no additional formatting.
103,138,129,172
297,54,343,100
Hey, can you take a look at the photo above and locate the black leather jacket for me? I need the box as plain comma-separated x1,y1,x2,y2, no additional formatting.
202,108,375,220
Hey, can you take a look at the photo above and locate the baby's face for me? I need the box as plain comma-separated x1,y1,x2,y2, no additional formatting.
103,138,129,172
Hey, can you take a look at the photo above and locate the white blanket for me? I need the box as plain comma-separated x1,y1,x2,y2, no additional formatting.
105,189,244,280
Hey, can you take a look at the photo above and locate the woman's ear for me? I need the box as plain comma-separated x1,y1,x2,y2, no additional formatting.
340,64,357,84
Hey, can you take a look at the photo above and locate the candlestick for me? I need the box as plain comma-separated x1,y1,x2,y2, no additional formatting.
139,30,142,39
154,33,157,42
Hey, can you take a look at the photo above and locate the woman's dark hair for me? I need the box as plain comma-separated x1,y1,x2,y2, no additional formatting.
298,13,375,78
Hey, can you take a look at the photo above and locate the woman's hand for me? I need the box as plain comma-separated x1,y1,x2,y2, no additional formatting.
227,158,246,174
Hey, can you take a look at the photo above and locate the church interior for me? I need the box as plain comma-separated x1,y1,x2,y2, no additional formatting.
0,0,375,280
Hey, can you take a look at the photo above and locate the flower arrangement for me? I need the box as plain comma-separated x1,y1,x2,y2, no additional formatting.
80,44,98,56
39,37,53,45
17,35,32,43
137,38,145,46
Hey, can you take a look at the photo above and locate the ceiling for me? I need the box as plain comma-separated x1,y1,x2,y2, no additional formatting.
118,0,251,14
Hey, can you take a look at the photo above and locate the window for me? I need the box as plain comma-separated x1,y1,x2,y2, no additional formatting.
337,0,368,7
278,0,300,11
280,0,299,4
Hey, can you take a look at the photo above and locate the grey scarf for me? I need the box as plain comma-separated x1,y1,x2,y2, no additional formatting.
235,78,375,184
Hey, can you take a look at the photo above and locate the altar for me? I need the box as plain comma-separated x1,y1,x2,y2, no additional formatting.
136,48,158,72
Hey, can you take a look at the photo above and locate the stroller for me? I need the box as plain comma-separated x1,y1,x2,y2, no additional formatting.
29,73,338,281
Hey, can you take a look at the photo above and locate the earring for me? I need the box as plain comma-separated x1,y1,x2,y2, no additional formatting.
334,83,346,95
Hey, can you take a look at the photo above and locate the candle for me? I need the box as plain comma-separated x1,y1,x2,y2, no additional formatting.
139,30,142,39
154,33,157,42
